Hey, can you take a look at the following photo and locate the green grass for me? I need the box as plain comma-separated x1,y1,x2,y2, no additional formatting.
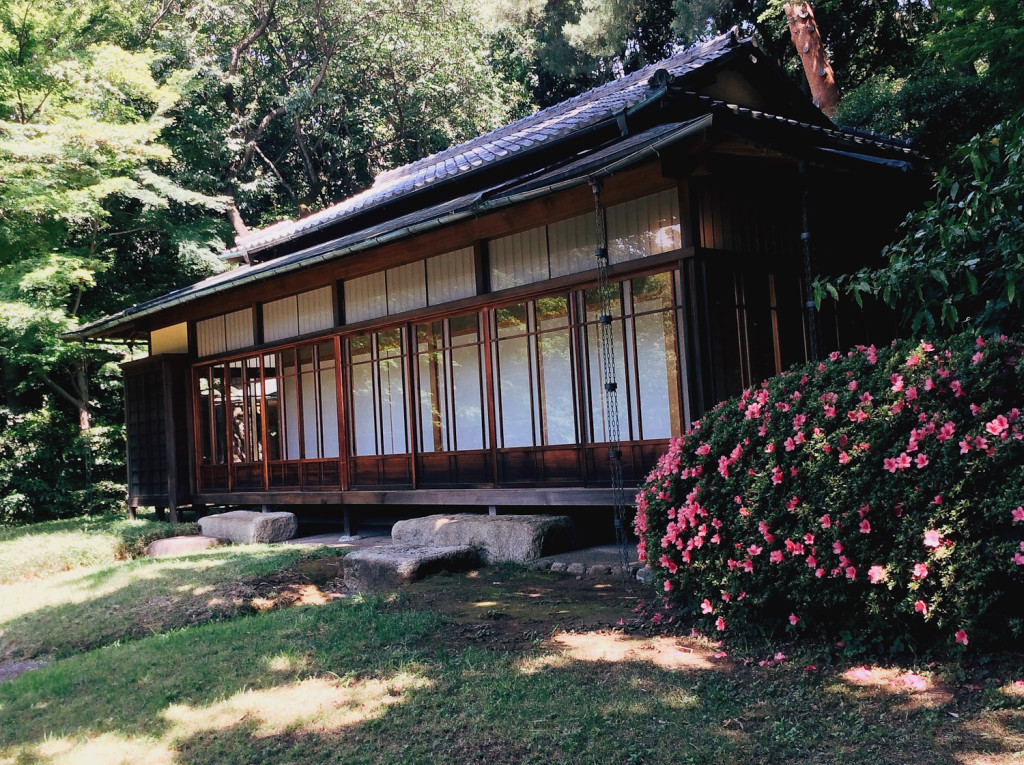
0,544,342,662
1,594,1022,764
0,518,1021,764
0,512,198,584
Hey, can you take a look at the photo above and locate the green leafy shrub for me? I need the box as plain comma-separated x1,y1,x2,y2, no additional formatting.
820,116,1024,337
635,334,1024,653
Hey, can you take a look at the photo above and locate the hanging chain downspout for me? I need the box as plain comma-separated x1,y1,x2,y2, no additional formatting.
592,180,631,578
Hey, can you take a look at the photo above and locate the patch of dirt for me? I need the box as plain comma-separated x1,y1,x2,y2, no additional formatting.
389,569,647,655
225,557,348,613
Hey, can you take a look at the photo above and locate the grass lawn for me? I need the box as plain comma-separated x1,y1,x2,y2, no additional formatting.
0,512,199,584
1,519,1022,764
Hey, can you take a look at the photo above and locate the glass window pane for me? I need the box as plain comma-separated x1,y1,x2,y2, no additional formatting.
301,368,320,458
633,310,681,439
452,344,486,450
212,365,227,463
537,324,575,445
228,361,246,462
417,323,448,452
379,353,407,454
282,374,299,460
196,370,212,464
495,303,527,338
350,360,377,456
319,367,339,458
496,335,534,447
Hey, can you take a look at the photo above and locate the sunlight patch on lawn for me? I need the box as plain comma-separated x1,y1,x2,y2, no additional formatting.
837,665,952,709
163,674,429,736
952,710,1024,765
521,631,715,674
1,674,431,764
9,732,175,765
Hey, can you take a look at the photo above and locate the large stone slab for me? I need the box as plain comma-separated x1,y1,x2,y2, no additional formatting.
146,535,222,557
343,545,481,591
391,513,574,563
198,510,297,544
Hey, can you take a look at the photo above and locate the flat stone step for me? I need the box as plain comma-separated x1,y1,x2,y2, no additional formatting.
343,545,481,591
391,513,574,563
145,535,222,557
198,510,297,544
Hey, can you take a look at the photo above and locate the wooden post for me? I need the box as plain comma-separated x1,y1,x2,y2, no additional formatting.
784,3,839,115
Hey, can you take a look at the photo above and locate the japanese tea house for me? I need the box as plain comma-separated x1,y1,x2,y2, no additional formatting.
70,31,924,526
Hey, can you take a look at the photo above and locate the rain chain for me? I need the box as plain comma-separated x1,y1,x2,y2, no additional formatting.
592,180,631,578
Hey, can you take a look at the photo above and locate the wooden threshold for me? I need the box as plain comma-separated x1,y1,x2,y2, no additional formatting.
195,487,625,507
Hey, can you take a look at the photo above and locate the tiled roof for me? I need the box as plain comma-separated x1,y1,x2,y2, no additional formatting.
226,30,743,257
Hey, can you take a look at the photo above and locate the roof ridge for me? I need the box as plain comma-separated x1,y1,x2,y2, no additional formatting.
226,31,745,256
373,30,739,187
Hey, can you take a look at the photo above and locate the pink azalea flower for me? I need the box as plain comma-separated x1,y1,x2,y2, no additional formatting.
771,467,783,485
959,438,972,454
833,541,843,555
839,451,851,464
1013,552,1024,566
883,456,898,473
815,567,825,578
955,630,969,646
914,600,928,616
913,562,929,579
696,443,711,456
845,566,857,580
664,580,673,592
713,651,728,659
784,437,796,452
987,415,1009,436
770,550,784,563
1013,506,1024,523
868,565,887,583
937,421,955,442
716,617,726,631
915,453,929,469
748,544,763,556
896,453,912,470
891,374,904,392
820,515,831,529
860,520,871,534
701,598,713,614
924,529,941,548
789,613,799,626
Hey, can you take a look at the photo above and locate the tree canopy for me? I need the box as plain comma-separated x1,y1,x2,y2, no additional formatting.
1,0,1020,521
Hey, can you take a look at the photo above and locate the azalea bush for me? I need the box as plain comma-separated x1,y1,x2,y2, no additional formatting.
635,334,1024,653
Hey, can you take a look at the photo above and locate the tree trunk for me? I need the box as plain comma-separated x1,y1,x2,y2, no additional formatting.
784,3,840,116
77,358,91,432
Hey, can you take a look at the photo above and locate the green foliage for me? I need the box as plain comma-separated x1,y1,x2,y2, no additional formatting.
820,117,1024,337
834,72,1002,159
635,334,1024,652
0,407,126,524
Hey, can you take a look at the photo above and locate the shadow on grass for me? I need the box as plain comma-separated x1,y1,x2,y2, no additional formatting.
0,547,342,662
2,603,1022,765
